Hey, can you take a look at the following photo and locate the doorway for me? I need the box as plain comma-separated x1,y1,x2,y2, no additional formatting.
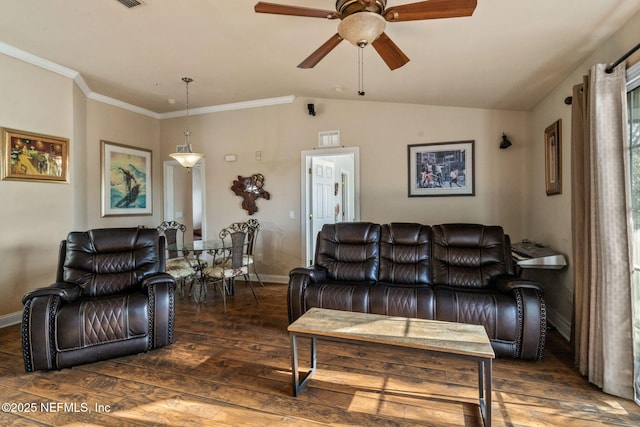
301,147,360,266
163,160,206,241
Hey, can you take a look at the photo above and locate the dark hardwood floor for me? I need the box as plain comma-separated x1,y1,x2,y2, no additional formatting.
1,282,639,426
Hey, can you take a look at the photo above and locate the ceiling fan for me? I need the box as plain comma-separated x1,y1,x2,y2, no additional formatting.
254,0,477,70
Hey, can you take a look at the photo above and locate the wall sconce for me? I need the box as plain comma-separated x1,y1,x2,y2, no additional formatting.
499,133,512,149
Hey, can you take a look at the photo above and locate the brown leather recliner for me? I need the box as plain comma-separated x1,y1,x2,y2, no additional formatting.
21,228,176,372
288,222,546,360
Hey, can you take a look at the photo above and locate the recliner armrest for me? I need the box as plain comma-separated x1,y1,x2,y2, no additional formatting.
141,273,176,290
289,266,327,283
494,275,543,293
22,282,82,305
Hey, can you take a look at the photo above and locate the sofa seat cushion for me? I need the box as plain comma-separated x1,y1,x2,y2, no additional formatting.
56,292,149,351
305,281,375,313
370,284,435,318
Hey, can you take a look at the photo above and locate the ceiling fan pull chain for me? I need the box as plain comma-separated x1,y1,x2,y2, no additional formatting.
358,47,365,96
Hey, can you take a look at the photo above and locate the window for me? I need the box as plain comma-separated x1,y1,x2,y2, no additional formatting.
627,60,640,402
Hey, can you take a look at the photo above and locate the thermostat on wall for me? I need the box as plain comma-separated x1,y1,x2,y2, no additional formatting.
224,154,237,162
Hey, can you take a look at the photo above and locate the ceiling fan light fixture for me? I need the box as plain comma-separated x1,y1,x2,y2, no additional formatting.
338,12,386,47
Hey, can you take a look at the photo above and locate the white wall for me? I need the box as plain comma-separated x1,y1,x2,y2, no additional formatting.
160,98,532,280
0,55,76,316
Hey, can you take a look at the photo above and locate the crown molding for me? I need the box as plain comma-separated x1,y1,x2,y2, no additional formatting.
157,95,297,120
1,42,296,119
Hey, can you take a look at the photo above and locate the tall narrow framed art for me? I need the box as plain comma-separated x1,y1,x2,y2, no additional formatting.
544,119,562,195
101,140,152,216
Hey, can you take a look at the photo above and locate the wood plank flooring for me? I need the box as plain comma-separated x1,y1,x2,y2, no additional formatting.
1,282,639,426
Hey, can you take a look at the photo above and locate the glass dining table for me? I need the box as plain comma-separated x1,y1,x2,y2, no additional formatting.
166,239,228,303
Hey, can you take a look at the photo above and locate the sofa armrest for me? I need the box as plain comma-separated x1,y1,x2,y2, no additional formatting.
494,274,546,360
494,275,543,293
141,273,176,291
141,273,175,349
22,282,82,305
289,266,327,283
288,266,328,323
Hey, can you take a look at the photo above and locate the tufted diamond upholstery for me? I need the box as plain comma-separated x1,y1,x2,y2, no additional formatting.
316,222,380,282
21,228,175,372
288,222,546,360
432,223,512,289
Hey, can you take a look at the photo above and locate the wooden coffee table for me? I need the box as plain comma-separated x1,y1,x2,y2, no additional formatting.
288,308,495,426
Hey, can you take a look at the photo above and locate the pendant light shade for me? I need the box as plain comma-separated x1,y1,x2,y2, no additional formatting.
169,77,204,170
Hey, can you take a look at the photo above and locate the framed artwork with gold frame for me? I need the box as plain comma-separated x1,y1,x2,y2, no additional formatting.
1,127,69,183
544,119,562,195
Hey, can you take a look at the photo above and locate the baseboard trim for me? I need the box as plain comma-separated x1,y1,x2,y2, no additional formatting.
248,274,288,284
0,311,22,329
546,306,571,341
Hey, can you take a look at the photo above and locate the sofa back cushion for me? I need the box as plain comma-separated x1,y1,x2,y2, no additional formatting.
316,222,380,282
379,223,432,285
63,228,163,297
431,224,509,289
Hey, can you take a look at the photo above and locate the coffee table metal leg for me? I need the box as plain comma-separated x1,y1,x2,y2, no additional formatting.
478,359,492,426
291,334,317,396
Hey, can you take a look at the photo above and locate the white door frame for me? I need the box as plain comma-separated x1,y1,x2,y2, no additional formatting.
300,147,360,266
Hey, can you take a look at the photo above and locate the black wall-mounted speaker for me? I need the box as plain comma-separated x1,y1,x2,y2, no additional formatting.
307,103,316,116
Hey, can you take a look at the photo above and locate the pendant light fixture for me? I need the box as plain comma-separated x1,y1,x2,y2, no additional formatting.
169,77,204,171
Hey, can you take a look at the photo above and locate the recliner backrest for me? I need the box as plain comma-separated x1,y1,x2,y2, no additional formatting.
431,223,509,289
62,228,164,297
380,223,432,285
316,222,380,282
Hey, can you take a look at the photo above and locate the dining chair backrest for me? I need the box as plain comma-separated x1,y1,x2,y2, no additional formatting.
219,226,247,270
246,219,260,257
157,221,186,259
229,231,246,270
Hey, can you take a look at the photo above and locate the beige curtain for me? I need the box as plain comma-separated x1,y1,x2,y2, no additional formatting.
571,63,634,399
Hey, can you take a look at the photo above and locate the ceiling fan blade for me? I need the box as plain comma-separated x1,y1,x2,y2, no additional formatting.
371,32,410,70
384,0,477,22
255,2,339,19
298,34,344,69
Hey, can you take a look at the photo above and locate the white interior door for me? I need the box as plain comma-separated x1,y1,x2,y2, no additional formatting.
310,157,337,262
301,147,360,266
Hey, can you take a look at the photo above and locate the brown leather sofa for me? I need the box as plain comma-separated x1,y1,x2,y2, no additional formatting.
21,228,176,372
288,222,546,360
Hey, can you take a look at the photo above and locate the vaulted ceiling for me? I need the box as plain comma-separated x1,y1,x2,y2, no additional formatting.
1,0,640,114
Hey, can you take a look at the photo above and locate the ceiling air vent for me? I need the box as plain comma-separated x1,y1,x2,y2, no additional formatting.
117,0,142,8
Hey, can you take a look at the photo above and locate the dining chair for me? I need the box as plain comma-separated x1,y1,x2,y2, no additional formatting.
157,221,199,297
212,220,264,287
245,219,264,287
202,225,259,312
